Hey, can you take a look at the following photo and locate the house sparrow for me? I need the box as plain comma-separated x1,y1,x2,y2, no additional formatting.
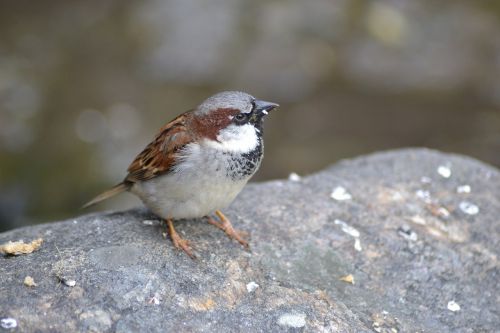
84,91,278,258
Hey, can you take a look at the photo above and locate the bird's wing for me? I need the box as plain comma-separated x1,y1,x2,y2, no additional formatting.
125,111,195,183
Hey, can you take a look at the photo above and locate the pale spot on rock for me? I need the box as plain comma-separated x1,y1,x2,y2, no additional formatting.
447,300,460,312
277,313,306,328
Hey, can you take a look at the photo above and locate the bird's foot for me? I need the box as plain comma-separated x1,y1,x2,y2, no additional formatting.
166,219,195,258
208,210,249,248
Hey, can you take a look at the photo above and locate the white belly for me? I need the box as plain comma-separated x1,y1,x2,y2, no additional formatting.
130,143,256,219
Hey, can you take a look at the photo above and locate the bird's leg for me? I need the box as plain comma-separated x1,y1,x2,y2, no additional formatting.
166,218,195,258
207,210,249,248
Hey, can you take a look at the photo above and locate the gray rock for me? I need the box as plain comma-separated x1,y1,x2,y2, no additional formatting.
1,149,499,332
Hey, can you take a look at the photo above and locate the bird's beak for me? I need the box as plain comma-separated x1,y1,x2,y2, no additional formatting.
254,100,279,116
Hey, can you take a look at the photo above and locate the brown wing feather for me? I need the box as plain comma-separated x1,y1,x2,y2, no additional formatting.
125,112,195,183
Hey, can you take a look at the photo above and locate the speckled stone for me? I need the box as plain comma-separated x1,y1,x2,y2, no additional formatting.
1,149,499,332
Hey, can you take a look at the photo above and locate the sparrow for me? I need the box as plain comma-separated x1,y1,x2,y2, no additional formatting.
83,91,279,258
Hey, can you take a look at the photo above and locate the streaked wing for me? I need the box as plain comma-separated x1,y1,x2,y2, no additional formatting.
125,112,194,183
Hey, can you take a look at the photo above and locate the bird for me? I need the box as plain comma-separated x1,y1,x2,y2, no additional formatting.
83,91,279,258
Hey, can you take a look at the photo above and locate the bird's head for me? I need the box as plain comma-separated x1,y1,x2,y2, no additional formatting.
192,91,279,153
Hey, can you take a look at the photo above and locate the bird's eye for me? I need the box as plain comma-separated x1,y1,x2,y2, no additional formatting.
234,113,247,123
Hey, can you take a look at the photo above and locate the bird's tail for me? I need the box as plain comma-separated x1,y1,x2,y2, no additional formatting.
82,182,130,209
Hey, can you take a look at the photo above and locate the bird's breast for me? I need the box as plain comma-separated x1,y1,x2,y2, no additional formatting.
177,140,264,181
131,142,263,219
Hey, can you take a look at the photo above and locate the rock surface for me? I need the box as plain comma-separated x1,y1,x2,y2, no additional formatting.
1,149,499,332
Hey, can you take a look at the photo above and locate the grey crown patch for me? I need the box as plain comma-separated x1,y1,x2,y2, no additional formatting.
196,91,254,115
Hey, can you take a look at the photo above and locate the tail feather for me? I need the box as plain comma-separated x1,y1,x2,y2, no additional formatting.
82,183,130,209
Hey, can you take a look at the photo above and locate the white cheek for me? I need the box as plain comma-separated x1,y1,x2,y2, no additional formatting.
205,124,258,153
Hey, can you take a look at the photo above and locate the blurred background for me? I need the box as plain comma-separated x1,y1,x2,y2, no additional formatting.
1,0,500,231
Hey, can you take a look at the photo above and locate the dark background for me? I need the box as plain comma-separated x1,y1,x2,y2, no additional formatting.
1,0,499,231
